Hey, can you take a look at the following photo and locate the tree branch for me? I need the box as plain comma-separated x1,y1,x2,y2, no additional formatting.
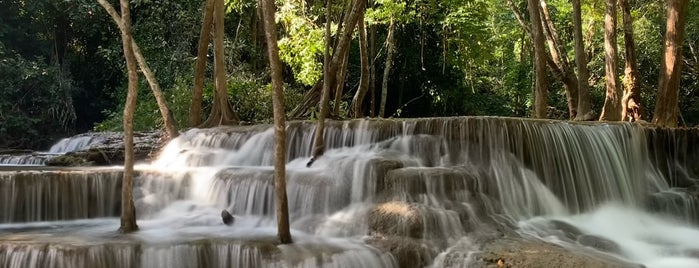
96,0,178,139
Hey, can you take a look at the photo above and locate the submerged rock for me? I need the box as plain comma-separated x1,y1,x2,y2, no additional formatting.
366,236,437,268
549,220,582,241
221,209,235,226
577,234,622,254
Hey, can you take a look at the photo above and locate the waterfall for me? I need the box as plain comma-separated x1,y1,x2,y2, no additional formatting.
1,117,698,267
0,135,104,166
48,136,105,154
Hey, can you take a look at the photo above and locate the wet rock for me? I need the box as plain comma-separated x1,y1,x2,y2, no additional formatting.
377,167,477,202
221,210,235,226
460,237,640,268
45,131,163,166
549,220,582,241
375,135,447,166
577,234,622,254
646,189,699,223
369,201,423,238
366,236,437,268
45,154,94,166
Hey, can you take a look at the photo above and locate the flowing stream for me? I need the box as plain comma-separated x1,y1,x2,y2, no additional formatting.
0,117,698,267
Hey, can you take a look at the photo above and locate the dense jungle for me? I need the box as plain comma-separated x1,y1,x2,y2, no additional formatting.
1,0,697,150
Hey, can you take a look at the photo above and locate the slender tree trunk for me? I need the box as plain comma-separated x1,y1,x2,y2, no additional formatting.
308,0,334,167
332,47,350,117
201,0,239,127
528,0,548,118
259,0,292,244
573,0,593,121
380,19,395,118
97,0,179,139
619,0,642,122
369,23,377,117
189,0,215,127
351,12,370,118
599,0,622,121
118,0,138,233
539,0,577,118
290,0,364,120
510,0,583,119
653,0,689,127
309,0,364,165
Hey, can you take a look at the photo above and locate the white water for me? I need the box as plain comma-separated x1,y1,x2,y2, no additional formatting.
0,135,106,166
1,118,698,267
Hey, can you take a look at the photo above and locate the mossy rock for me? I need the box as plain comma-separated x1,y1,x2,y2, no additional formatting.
45,154,94,166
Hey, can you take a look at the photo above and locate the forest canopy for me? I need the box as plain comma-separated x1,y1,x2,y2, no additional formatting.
1,0,697,149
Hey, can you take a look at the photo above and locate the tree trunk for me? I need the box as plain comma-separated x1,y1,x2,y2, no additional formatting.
97,0,179,139
369,23,377,117
308,0,334,167
189,0,215,127
308,0,365,165
289,80,323,119
351,12,370,118
653,0,689,127
509,0,582,119
619,0,642,122
201,0,239,127
379,19,395,118
259,0,292,244
539,0,577,118
118,0,138,233
599,0,622,121
332,47,350,117
528,0,548,118
572,0,593,121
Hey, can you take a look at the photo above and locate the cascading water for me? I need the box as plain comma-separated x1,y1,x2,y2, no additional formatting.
0,117,698,268
0,135,106,166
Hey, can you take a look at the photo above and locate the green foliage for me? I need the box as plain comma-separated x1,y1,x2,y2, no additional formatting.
5,0,699,146
0,46,76,149
277,1,325,86
366,0,414,25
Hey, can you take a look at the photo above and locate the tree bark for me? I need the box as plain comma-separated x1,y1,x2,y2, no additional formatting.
308,0,334,167
289,80,323,119
308,0,365,165
259,0,292,244
189,0,215,127
118,0,138,233
599,0,622,121
509,0,576,119
201,0,239,127
369,23,377,117
528,0,548,118
332,47,350,117
97,0,179,139
380,19,395,118
573,0,593,121
653,0,689,127
619,0,642,122
539,0,577,118
351,12,370,118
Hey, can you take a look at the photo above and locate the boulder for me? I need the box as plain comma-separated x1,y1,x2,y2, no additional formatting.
369,202,424,238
